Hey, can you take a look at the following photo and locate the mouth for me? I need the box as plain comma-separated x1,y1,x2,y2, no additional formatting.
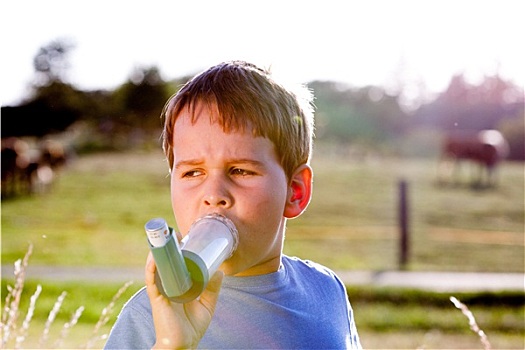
189,213,239,252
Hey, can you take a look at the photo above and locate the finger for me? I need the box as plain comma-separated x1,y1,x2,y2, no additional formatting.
145,252,156,279
207,270,224,294
198,270,224,314
145,252,161,298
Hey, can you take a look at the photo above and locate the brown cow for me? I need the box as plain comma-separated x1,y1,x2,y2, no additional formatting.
1,137,68,198
438,130,509,188
1,137,37,197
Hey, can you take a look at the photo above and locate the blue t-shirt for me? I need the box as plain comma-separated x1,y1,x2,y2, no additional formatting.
105,255,361,349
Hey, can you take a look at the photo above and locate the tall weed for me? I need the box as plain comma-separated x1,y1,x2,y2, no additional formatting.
0,244,132,349
450,296,492,350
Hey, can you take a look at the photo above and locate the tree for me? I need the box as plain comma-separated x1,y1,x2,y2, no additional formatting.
112,66,171,130
415,73,524,131
1,82,86,137
308,81,409,147
498,111,525,160
1,39,84,137
33,39,75,86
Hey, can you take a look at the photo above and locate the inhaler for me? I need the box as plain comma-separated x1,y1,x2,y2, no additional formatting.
145,213,238,303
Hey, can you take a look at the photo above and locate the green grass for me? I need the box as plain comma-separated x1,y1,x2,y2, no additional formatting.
2,277,523,349
2,149,524,272
288,155,525,272
359,330,524,349
352,287,525,349
1,279,141,324
0,276,142,349
2,321,112,349
1,149,524,348
1,151,173,266
349,287,525,333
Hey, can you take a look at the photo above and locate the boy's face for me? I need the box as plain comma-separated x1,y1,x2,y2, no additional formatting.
170,102,289,277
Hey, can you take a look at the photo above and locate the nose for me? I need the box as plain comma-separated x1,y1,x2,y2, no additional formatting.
204,194,230,207
203,174,232,208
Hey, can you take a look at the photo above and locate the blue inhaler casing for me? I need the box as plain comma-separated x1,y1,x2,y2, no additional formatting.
145,214,238,303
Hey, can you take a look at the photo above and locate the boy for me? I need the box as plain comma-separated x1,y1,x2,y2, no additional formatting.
105,61,361,349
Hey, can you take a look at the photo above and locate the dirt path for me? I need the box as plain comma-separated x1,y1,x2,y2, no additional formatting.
2,265,523,292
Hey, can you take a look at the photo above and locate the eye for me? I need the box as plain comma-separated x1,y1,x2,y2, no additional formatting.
230,168,255,177
182,170,203,178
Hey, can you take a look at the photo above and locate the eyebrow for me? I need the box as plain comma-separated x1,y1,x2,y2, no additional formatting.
174,158,265,170
175,159,203,169
229,159,265,169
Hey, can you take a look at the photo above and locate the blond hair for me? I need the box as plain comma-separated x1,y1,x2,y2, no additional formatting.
162,61,314,180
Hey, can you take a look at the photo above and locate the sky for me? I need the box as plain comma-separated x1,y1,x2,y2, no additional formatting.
1,0,524,107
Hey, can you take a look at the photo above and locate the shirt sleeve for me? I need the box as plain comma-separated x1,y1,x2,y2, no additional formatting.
336,274,362,349
104,289,156,349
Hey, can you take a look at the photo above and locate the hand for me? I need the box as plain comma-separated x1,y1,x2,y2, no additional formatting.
145,252,224,349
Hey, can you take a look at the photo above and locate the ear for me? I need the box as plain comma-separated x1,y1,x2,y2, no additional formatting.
284,164,313,219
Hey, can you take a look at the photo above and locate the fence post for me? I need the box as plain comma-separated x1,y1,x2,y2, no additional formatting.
398,179,410,270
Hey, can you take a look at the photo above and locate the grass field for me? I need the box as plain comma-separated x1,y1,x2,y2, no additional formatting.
2,278,523,349
2,149,524,348
2,149,524,271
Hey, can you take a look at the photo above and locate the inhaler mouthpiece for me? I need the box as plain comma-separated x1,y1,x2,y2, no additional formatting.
145,213,238,303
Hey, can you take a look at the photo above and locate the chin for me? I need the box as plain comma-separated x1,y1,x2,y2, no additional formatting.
219,257,259,277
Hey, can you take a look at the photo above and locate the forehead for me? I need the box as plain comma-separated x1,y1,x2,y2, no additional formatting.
172,104,277,160
174,99,253,136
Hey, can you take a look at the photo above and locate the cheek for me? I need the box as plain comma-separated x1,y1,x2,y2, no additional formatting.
170,184,191,233
170,183,178,213
170,177,189,208
264,181,288,209
249,185,287,225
